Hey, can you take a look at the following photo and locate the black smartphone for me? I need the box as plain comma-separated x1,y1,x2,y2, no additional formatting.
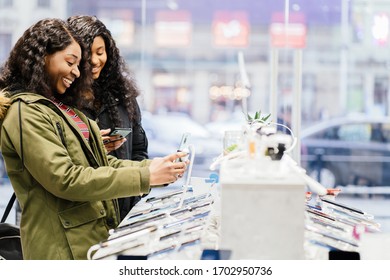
109,128,132,138
175,133,190,162
320,197,365,215
103,128,133,144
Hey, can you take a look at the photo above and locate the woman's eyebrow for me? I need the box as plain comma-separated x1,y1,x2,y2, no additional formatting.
67,53,79,60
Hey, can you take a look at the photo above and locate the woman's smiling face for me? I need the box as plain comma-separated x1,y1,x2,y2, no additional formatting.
44,40,81,94
90,36,107,80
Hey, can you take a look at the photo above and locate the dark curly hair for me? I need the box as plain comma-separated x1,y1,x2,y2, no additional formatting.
67,15,140,125
0,18,92,106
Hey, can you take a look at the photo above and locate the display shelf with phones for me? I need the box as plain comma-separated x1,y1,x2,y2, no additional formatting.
87,135,385,260
88,173,384,260
88,181,220,260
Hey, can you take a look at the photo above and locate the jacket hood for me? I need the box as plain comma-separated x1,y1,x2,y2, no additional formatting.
0,92,11,122
0,92,52,120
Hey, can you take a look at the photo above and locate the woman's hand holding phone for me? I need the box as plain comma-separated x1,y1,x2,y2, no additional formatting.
100,128,127,153
149,152,189,186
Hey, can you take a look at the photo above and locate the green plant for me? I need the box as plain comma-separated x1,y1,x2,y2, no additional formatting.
245,110,271,125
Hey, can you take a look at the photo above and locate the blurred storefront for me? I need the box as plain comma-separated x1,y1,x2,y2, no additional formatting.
1,0,390,126
64,0,390,127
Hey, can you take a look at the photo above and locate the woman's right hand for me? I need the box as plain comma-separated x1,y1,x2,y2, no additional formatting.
149,152,189,186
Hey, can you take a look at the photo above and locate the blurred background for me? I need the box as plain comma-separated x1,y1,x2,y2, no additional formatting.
1,0,389,230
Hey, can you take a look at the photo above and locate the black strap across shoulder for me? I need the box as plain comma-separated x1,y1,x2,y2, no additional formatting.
1,193,16,223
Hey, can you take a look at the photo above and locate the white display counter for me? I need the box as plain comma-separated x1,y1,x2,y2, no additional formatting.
88,158,382,260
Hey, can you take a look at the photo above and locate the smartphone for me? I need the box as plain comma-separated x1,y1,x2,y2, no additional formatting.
109,128,132,138
103,128,133,144
175,133,190,162
320,197,365,215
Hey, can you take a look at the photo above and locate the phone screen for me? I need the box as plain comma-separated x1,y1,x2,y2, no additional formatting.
109,128,132,138
176,133,190,162
178,133,190,151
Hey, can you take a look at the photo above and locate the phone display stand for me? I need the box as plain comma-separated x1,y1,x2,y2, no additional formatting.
177,144,195,209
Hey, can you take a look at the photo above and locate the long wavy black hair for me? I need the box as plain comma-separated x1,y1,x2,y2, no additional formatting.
67,15,141,125
0,18,92,106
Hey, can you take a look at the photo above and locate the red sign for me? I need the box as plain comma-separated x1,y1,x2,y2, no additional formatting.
270,23,307,48
270,12,306,49
212,11,250,47
155,10,192,47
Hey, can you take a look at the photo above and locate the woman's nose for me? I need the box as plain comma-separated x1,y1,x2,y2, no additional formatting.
72,66,80,78
91,54,99,66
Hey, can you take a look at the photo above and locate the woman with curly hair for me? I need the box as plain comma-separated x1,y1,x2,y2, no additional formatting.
67,15,149,221
0,18,187,259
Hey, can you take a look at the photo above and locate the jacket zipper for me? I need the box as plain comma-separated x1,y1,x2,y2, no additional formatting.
55,122,67,148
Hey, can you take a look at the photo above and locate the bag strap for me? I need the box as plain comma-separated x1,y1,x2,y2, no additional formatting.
1,192,16,223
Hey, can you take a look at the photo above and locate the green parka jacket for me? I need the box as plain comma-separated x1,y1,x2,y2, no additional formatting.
0,92,152,260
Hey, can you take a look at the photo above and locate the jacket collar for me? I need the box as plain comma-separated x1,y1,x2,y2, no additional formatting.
9,92,49,104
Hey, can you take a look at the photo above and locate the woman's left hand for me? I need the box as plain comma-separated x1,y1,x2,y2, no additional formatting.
100,128,127,153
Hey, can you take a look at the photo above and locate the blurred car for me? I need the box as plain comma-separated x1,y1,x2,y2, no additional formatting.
142,112,222,176
205,112,246,140
301,116,390,187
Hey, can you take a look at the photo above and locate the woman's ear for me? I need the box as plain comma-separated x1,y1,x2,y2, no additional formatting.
43,55,49,70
